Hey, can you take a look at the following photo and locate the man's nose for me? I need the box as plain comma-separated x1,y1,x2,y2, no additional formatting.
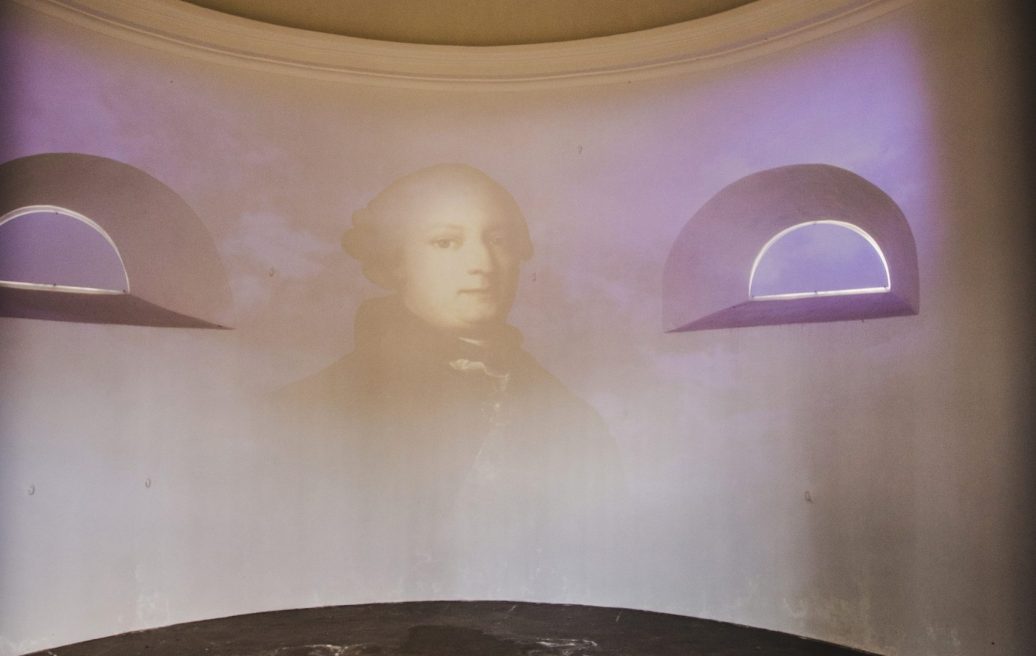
466,238,497,273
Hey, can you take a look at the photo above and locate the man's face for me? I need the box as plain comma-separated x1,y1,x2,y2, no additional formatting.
395,184,523,337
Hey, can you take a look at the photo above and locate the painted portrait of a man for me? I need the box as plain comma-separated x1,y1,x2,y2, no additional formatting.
275,164,621,589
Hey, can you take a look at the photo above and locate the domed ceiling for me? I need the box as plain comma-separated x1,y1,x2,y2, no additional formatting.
184,0,758,46
33,0,885,86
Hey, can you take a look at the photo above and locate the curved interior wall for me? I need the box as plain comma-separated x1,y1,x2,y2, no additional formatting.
0,1,1032,655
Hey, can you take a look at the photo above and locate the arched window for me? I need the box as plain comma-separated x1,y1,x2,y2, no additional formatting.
662,164,918,332
748,220,890,299
0,205,129,294
0,153,231,328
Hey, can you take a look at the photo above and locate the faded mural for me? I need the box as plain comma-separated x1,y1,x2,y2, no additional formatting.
271,164,621,589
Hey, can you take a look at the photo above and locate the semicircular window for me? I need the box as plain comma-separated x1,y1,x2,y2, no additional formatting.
749,220,890,299
0,206,129,294
0,152,231,328
662,164,919,331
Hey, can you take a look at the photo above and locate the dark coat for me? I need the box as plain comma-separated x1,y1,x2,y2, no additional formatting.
274,296,623,594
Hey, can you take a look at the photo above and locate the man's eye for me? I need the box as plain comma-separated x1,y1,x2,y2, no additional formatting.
432,238,457,249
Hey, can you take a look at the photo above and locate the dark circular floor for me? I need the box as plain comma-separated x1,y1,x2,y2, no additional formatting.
29,601,879,656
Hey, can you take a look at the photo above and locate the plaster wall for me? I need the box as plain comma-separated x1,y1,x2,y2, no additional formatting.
0,1,1032,655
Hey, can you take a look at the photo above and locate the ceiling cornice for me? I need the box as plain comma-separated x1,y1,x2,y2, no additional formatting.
182,0,760,47
15,0,915,89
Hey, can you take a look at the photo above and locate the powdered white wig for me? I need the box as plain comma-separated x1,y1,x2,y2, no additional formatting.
342,163,533,289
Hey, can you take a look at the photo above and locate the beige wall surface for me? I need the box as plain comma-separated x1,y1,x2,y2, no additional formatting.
0,1,1032,655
